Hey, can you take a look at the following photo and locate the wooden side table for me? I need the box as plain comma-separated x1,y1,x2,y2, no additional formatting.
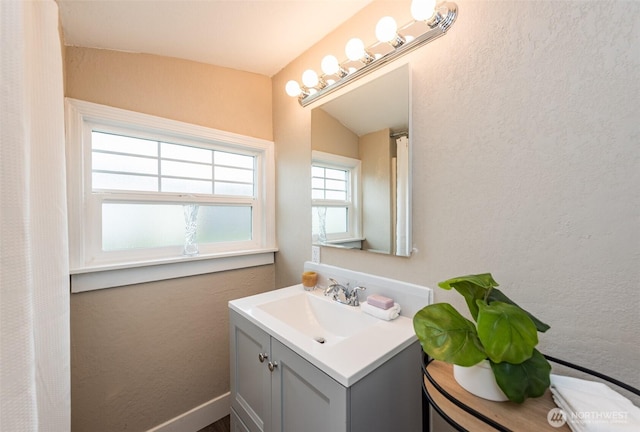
422,356,640,432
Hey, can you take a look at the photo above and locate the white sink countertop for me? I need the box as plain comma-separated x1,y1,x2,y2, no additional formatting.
229,263,433,387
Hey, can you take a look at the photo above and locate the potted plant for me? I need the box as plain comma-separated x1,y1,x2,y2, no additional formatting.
413,273,551,403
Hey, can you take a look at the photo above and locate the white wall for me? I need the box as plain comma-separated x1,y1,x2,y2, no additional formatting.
273,0,640,389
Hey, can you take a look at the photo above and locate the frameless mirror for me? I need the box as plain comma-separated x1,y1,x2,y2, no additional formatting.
311,64,411,256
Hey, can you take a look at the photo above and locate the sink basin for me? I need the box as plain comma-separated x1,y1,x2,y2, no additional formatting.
257,291,378,346
229,283,423,386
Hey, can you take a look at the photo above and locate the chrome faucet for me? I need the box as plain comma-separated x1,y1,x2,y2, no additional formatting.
324,278,366,306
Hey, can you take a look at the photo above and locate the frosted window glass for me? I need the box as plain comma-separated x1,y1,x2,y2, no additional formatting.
312,206,348,235
102,203,184,250
197,206,252,243
102,203,252,251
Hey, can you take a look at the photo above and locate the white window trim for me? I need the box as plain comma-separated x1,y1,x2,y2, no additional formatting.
65,98,277,292
311,150,362,243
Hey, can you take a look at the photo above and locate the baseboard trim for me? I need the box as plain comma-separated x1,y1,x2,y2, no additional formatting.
147,392,230,432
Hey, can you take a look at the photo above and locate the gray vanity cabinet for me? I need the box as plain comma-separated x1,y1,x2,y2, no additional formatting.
230,310,347,432
230,309,421,432
230,309,272,432
270,338,348,432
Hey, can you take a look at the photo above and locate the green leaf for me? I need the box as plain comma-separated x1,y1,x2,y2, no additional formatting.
438,274,499,320
438,273,499,291
487,288,550,333
413,303,486,366
476,301,538,364
490,349,551,403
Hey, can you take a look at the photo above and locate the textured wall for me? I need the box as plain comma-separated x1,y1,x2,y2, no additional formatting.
71,267,274,432
65,47,272,140
360,128,393,253
273,0,640,391
65,48,275,431
311,108,359,158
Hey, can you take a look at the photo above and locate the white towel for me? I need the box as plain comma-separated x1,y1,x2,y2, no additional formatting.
550,374,640,432
361,301,401,321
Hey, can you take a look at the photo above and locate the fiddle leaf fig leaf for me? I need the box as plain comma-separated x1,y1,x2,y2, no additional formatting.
490,349,552,403
487,288,550,333
438,274,499,321
476,300,538,364
413,303,486,367
438,273,499,290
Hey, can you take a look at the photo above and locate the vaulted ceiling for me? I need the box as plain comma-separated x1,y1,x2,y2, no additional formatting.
57,0,374,77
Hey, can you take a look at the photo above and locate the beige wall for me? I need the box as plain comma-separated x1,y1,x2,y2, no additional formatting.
360,128,392,253
273,0,640,393
65,47,272,140
311,108,358,158
65,47,275,431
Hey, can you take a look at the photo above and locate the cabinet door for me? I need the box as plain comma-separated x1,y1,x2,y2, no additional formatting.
230,310,272,432
231,408,251,432
270,338,348,432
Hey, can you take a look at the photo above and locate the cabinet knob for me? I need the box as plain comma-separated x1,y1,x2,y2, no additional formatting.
268,361,278,372
258,353,269,363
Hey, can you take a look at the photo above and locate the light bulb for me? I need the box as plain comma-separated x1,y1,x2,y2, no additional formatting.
411,0,437,21
375,16,398,43
345,38,365,61
321,55,340,75
285,80,301,97
302,69,319,88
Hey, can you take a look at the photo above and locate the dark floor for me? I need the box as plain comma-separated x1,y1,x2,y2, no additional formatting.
196,415,230,432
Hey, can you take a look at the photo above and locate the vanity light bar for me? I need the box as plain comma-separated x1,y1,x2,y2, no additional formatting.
286,1,458,107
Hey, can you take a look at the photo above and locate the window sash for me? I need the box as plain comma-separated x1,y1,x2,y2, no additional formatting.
90,130,256,196
66,98,275,273
311,151,362,243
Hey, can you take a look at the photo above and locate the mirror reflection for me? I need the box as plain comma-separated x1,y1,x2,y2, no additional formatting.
311,64,411,256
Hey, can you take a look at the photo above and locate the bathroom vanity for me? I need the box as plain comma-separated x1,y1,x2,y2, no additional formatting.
229,263,432,432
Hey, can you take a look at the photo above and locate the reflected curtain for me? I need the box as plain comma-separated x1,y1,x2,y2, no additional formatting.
395,135,410,256
1,0,70,430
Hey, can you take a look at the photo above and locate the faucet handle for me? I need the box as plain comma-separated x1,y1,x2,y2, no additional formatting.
350,286,366,306
325,278,340,296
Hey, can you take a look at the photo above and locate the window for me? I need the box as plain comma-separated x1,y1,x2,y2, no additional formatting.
311,151,361,244
66,99,276,291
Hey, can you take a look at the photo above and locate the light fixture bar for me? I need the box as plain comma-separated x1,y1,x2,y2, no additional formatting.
295,2,458,107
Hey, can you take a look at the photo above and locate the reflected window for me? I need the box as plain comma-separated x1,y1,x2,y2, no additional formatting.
311,151,361,244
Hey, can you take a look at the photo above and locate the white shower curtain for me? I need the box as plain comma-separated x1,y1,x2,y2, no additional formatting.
1,1,71,431
395,135,410,256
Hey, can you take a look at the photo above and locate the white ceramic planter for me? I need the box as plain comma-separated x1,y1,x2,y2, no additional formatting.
453,360,509,402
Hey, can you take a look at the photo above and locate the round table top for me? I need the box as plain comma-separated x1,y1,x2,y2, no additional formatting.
424,360,571,431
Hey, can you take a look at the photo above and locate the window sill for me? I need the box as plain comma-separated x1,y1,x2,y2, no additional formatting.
70,249,277,293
